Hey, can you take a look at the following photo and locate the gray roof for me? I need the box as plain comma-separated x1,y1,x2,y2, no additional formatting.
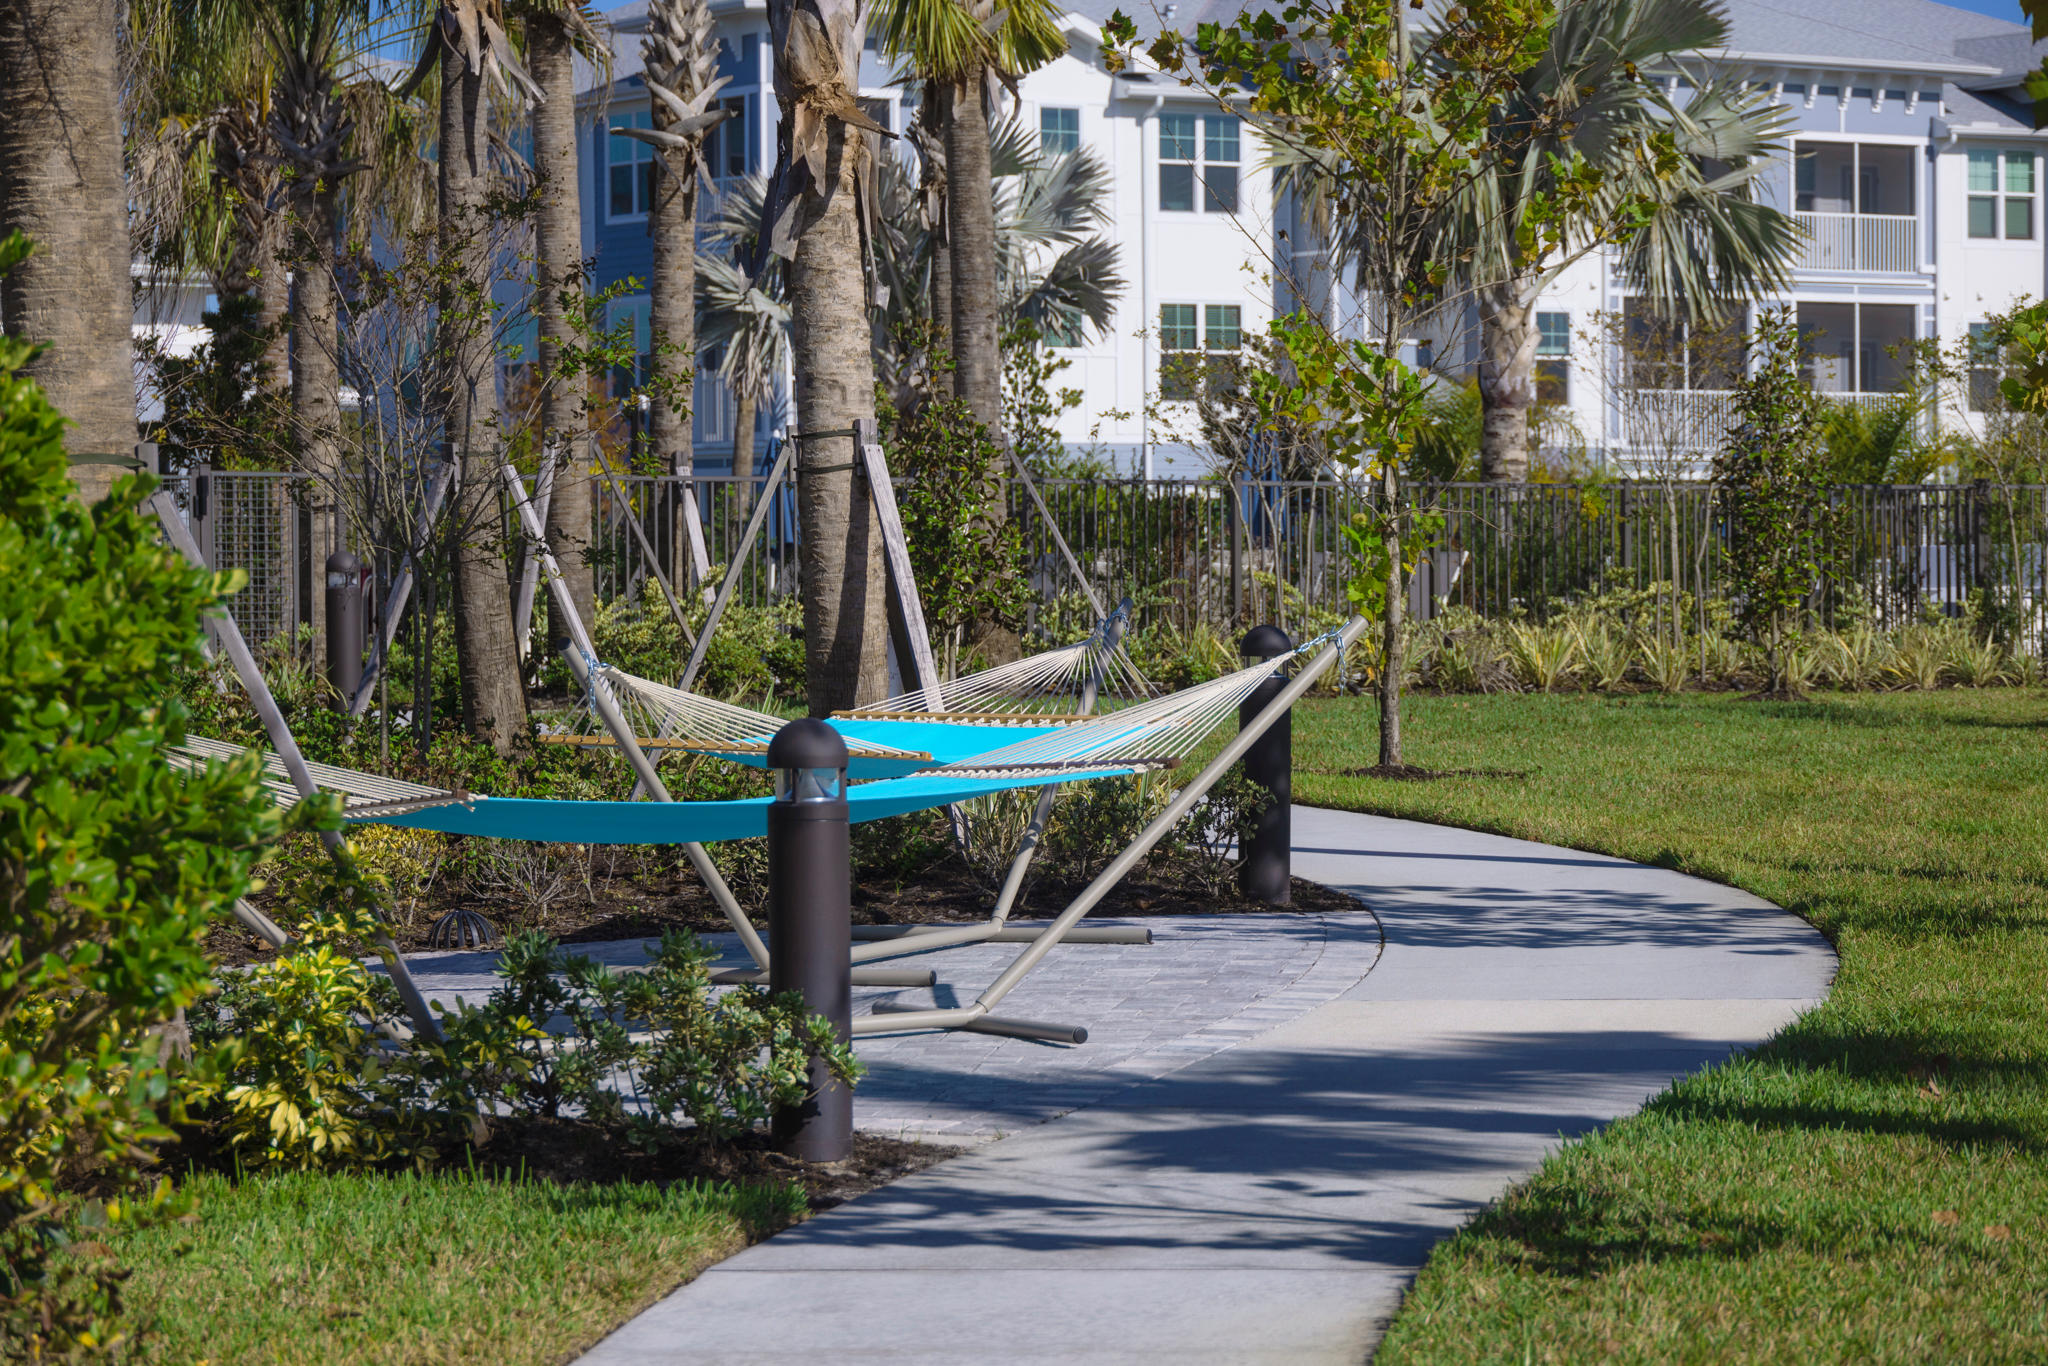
587,0,2048,94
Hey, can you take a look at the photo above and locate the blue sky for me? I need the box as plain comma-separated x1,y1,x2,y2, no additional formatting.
1942,0,2028,22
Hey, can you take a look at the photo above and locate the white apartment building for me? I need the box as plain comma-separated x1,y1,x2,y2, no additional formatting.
579,0,2048,477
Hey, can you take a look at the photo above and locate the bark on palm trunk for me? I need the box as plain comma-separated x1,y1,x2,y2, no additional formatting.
439,37,526,751
943,72,1000,433
1476,282,1538,483
942,72,1017,662
648,130,698,596
730,385,757,522
790,144,888,712
0,0,135,501
291,185,344,669
919,80,951,334
529,15,593,631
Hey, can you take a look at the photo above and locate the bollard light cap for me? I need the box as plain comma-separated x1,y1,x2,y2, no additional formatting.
767,716,849,771
1240,624,1293,660
326,548,365,574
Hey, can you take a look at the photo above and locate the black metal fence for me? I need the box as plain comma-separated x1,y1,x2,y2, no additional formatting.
168,466,2048,654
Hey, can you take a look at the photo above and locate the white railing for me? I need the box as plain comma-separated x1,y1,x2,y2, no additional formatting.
1796,212,1918,272
1620,388,1914,452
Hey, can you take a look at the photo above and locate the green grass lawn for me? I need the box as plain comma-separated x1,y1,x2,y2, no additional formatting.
95,1167,802,1365
1292,689,2048,1363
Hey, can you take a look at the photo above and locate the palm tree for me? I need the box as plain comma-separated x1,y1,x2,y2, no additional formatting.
0,0,137,498
986,116,1122,338
696,250,789,522
402,0,537,749
623,0,733,594
519,0,604,628
763,0,890,710
869,0,1064,436
1456,0,1798,481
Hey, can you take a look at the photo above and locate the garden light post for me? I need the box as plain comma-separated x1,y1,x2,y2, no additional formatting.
768,718,854,1162
324,550,366,709
1239,625,1293,905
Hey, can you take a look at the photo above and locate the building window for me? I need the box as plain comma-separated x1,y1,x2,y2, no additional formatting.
1159,114,1239,214
1969,149,2035,240
608,111,654,220
1040,107,1079,156
1204,303,1242,395
607,295,650,394
1795,142,1913,215
1043,306,1084,349
1160,303,1199,399
1622,301,1745,392
1159,304,1240,399
704,96,753,180
1536,311,1570,405
1969,322,2002,410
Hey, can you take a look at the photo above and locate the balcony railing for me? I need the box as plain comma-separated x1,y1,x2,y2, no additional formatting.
1621,388,1911,452
1795,211,1918,272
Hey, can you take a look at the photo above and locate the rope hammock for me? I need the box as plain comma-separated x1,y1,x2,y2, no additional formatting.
839,615,1152,723
919,634,1327,779
167,736,473,819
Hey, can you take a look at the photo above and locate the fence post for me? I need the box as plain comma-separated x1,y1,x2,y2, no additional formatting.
1227,474,1244,625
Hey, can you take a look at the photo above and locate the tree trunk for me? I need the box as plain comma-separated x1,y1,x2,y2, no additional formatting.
439,33,526,751
942,72,1017,661
1379,469,1405,768
789,137,888,712
1476,281,1537,484
648,113,698,599
919,80,951,334
0,0,135,501
529,14,594,632
944,72,1000,434
291,185,343,669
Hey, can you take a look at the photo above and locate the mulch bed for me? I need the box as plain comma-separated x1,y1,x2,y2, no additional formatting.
205,850,1366,967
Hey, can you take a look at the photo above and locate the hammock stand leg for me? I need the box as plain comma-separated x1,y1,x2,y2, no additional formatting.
590,435,698,651
512,445,558,661
149,491,445,1043
855,615,1367,1040
502,464,771,971
350,462,454,719
678,437,794,694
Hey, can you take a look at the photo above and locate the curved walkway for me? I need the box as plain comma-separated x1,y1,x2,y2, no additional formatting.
568,806,1836,1365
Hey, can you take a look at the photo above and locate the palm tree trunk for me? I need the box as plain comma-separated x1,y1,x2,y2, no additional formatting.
1476,281,1537,483
942,72,1017,662
790,139,889,712
439,32,526,752
529,13,594,631
944,72,1000,433
291,184,344,672
648,119,698,597
919,80,951,333
0,0,135,501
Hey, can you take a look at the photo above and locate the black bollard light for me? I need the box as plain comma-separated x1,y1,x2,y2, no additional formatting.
1238,624,1293,906
324,550,366,710
766,717,853,1162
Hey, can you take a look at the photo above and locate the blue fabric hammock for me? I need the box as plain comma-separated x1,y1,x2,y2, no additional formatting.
357,767,1134,845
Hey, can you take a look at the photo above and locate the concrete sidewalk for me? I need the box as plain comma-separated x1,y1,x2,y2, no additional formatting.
575,807,1835,1365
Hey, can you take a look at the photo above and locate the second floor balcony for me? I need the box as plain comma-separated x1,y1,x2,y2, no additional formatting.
1795,211,1919,273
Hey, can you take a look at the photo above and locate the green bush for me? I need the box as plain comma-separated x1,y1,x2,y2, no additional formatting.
0,241,281,1356
454,931,861,1149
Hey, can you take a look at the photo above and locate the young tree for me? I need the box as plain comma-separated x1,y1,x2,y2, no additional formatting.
1111,0,1571,767
1713,307,1831,696
0,0,136,499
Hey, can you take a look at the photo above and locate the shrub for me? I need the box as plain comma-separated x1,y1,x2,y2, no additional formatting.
455,931,860,1149
0,246,280,1357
